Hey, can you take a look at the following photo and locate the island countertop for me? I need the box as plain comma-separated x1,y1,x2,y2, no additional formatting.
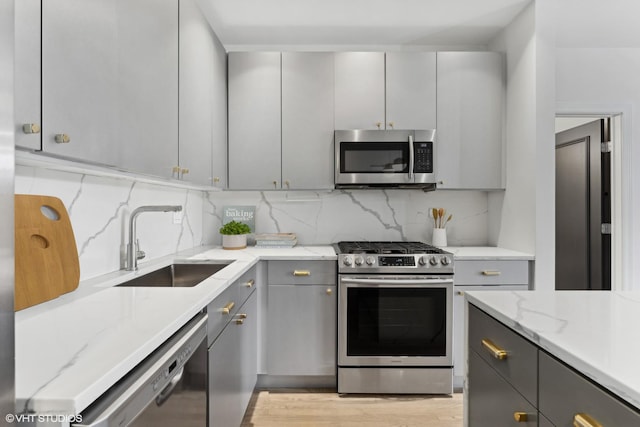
465,290,640,410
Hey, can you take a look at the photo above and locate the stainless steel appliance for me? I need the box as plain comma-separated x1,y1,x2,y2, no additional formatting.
75,313,208,427
334,129,436,190
335,241,454,394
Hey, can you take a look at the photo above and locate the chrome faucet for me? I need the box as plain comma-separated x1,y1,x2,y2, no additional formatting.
126,205,182,271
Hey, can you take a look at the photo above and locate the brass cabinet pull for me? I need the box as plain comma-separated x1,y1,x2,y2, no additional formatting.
326,288,332,295
376,122,382,129
172,166,181,174
388,121,394,129
573,413,603,427
482,270,501,276
513,412,528,422
22,123,40,134
222,301,235,315
235,318,244,325
54,133,70,143
481,338,508,360
181,168,190,175
293,270,311,277
236,313,247,319
245,279,255,288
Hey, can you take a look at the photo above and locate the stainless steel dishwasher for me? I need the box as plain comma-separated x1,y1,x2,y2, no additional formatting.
74,313,208,427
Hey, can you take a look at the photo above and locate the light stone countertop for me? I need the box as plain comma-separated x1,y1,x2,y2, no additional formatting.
15,245,336,416
465,290,640,410
444,246,534,260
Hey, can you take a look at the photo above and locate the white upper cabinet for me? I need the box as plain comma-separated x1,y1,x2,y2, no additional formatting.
42,0,178,177
281,52,335,190
14,0,41,151
436,52,505,190
385,52,437,130
334,52,436,131
334,52,386,130
228,52,282,190
179,0,227,186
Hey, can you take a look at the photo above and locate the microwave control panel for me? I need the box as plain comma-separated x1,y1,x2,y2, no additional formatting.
413,142,433,173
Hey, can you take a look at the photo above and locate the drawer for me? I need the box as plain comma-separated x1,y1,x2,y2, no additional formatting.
468,304,538,406
207,266,257,345
268,260,336,285
539,351,640,426
468,350,538,426
455,260,528,285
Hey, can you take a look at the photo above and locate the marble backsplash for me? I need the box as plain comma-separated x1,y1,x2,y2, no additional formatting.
16,165,490,280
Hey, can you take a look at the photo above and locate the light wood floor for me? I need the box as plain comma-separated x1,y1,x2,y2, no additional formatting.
241,390,464,427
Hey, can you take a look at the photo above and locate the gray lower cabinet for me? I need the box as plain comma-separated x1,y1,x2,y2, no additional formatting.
467,303,640,426
468,350,537,426
208,291,257,427
266,261,337,378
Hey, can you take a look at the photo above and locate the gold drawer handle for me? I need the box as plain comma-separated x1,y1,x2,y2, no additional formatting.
513,412,528,422
574,413,603,427
482,270,501,276
236,313,247,319
245,279,255,288
235,318,244,325
293,270,311,277
481,338,508,360
222,301,235,315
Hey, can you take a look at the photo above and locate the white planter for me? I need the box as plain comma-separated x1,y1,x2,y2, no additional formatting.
222,234,247,250
432,228,447,247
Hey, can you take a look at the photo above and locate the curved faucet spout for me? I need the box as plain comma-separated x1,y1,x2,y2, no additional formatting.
126,205,182,271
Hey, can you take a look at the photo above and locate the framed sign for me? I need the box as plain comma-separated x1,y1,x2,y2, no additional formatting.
222,206,256,232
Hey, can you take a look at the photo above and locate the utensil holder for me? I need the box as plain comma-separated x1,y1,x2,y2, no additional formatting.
432,228,447,247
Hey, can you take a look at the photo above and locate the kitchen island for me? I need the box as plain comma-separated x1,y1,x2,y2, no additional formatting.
465,290,640,425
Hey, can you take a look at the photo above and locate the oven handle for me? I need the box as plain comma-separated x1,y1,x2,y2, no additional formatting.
408,134,414,180
341,278,453,286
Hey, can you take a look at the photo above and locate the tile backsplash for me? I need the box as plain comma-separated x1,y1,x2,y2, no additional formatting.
16,165,490,280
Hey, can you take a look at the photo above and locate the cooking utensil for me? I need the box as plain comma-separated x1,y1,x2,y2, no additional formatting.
15,194,80,311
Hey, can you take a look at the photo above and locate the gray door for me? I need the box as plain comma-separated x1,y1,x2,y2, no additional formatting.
555,119,611,290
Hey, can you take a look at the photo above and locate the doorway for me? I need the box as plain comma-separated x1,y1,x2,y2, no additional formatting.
555,117,612,290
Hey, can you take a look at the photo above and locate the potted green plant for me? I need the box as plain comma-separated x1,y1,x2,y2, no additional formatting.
219,220,251,250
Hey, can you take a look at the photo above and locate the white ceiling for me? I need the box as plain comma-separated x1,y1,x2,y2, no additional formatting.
204,0,532,49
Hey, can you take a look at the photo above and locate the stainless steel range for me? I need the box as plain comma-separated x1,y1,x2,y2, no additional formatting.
335,241,454,394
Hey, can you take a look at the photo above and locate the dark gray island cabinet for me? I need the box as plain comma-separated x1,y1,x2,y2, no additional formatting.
467,303,640,426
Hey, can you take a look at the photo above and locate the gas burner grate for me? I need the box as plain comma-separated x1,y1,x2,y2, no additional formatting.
336,241,446,255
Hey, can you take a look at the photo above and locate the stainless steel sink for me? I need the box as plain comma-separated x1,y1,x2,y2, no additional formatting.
116,261,232,288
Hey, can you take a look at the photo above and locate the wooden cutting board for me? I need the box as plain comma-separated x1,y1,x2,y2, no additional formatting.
15,194,80,311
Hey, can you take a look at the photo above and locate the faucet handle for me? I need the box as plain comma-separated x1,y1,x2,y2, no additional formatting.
136,239,146,260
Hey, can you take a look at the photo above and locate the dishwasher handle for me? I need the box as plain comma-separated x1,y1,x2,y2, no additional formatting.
155,366,184,407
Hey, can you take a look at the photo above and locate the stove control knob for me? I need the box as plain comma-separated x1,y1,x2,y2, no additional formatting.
429,256,439,266
441,256,451,266
343,256,353,266
366,256,376,266
418,255,428,266
354,256,364,266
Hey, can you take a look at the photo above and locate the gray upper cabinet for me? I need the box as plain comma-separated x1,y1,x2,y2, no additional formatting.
281,52,335,190
334,52,436,131
436,52,505,189
228,52,282,190
14,0,41,151
334,52,385,130
385,52,437,130
179,0,227,186
42,0,179,176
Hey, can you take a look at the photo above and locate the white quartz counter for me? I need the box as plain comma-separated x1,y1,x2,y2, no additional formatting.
15,245,336,416
465,290,640,410
444,246,534,260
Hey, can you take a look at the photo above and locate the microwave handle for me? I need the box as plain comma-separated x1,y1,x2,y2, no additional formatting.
408,134,414,180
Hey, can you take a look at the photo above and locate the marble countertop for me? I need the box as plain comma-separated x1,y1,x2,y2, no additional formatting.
444,246,534,260
465,290,640,410
15,245,336,416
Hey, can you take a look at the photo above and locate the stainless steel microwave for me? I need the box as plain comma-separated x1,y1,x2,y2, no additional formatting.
335,129,436,190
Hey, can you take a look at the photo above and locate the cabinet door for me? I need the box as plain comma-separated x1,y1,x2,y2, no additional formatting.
468,349,537,426
436,52,505,189
334,52,385,130
385,52,436,130
228,52,281,190
42,0,119,165
281,52,335,190
238,292,258,414
267,284,336,375
179,0,226,186
15,0,41,151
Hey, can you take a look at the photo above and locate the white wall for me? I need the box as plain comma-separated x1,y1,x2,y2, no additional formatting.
556,48,640,289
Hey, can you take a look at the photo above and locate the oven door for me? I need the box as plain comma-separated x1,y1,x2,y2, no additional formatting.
338,275,453,367
334,130,435,186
